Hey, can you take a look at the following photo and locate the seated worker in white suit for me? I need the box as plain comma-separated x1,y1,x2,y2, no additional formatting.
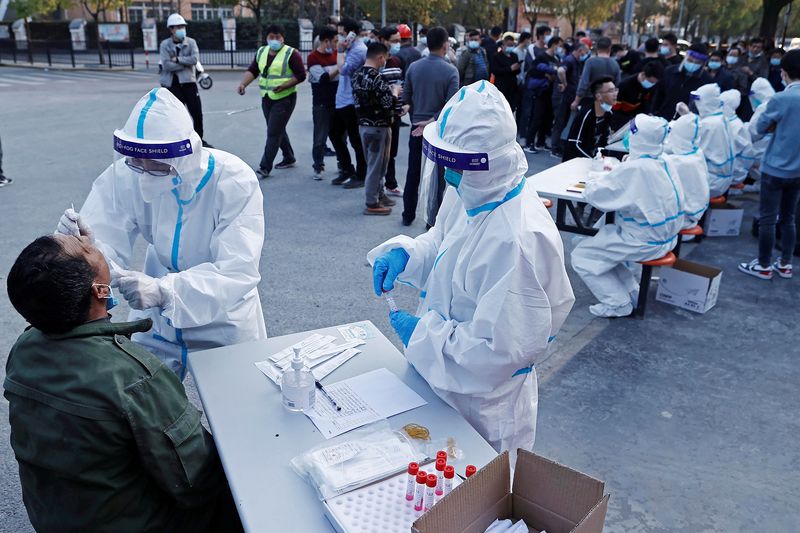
664,112,710,229
690,83,735,197
571,114,686,318
368,81,575,458
720,89,755,185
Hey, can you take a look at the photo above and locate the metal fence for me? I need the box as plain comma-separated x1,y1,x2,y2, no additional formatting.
0,39,134,69
197,40,314,67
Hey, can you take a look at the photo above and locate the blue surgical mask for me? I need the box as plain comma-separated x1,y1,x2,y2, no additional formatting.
579,53,590,62
363,38,372,45
268,39,282,52
444,168,462,188
726,56,738,65
641,78,656,89
750,97,762,109
420,37,427,45
556,46,564,57
600,102,613,113
506,46,516,54
468,40,480,50
174,29,186,41
325,47,333,54
622,130,631,151
390,43,401,55
771,58,781,66
659,45,670,56
93,283,118,310
707,60,722,70
683,61,701,73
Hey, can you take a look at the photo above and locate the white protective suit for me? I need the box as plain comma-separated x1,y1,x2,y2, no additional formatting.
571,114,685,316
81,88,267,378
720,89,755,184
367,81,575,456
664,113,710,228
693,83,735,197
746,78,777,181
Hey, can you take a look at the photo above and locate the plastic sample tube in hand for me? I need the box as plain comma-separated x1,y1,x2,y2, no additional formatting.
406,462,419,501
383,291,399,313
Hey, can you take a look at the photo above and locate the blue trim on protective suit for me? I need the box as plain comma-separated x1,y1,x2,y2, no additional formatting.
465,177,526,217
420,290,427,299
513,366,533,377
439,107,453,137
433,247,449,270
137,89,159,139
169,153,215,271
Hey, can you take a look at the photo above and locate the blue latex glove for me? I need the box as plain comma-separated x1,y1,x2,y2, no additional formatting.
372,248,410,296
390,310,420,347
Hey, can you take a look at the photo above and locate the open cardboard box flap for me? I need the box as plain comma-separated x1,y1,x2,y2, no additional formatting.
412,450,609,533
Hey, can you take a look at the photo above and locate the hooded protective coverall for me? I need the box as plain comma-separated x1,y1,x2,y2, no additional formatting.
747,78,777,181
664,113,710,228
571,114,685,317
693,83,736,196
80,89,267,378
720,89,755,184
368,81,575,456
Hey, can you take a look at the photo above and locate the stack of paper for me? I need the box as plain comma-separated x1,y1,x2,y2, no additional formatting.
254,333,365,385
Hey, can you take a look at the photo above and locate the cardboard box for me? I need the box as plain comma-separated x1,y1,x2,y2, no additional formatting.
412,450,609,533
655,259,722,314
703,203,744,237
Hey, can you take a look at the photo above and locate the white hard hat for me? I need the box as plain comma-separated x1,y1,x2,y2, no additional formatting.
167,14,187,28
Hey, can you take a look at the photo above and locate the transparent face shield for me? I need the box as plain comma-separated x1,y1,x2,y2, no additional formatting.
419,125,489,227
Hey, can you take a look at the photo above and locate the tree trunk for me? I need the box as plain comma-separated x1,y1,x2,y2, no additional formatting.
96,18,105,65
760,0,791,40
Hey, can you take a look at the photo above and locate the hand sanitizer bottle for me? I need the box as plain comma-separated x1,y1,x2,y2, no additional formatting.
281,347,316,412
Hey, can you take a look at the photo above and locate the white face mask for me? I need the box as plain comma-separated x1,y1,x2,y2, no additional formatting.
139,172,182,203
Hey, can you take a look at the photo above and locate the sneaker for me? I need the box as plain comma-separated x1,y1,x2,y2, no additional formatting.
255,168,271,180
738,259,773,280
275,159,296,170
523,145,539,154
364,204,391,215
331,173,353,186
343,178,365,189
0,176,13,187
380,195,396,207
385,186,404,197
536,142,551,151
773,260,793,279
313,171,324,181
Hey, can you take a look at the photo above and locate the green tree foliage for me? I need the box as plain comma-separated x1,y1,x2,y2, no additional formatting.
358,0,453,26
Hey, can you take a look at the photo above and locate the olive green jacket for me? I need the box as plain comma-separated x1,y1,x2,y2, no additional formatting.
4,318,227,532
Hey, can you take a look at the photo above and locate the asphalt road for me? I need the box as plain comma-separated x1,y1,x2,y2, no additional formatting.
1,66,798,532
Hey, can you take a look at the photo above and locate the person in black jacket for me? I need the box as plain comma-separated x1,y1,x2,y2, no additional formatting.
610,61,663,130
652,42,712,119
491,34,521,110
705,49,736,91
563,76,616,162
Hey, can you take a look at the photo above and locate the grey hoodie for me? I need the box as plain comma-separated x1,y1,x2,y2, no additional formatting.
159,36,199,86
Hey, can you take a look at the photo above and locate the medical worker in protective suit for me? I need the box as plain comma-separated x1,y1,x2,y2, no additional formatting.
367,81,575,456
664,112,710,229
720,89,755,185
747,78,777,185
688,83,736,197
572,114,685,318
55,88,266,379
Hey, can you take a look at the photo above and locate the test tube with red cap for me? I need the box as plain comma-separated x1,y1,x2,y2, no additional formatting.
443,465,455,495
406,462,419,501
436,450,448,463
424,473,437,511
414,471,427,512
465,465,477,478
434,458,446,496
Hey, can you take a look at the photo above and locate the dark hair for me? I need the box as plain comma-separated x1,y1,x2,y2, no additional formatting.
772,47,786,57
7,236,97,334
590,75,614,95
468,29,481,38
339,17,360,35
709,49,724,59
535,25,551,38
502,35,515,43
427,26,448,51
419,27,428,36
689,42,708,56
379,25,398,41
610,44,623,55
366,41,388,59
548,36,563,47
318,27,337,42
642,61,664,79
575,31,586,38
662,33,678,46
596,37,611,51
782,49,800,79
519,31,531,42
751,37,765,46
490,26,502,37
265,24,284,37
644,37,659,53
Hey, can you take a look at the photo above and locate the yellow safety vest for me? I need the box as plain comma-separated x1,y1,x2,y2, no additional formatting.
257,44,297,100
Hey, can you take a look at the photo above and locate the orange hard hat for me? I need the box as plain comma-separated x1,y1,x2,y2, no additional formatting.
397,24,412,39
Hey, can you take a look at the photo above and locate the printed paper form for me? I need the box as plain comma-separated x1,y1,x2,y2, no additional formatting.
307,368,427,439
